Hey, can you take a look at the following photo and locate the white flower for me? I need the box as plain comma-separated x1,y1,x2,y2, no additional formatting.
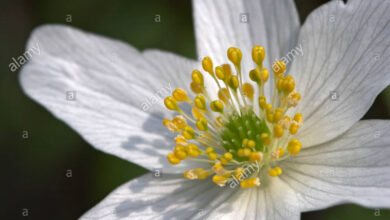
20,0,390,219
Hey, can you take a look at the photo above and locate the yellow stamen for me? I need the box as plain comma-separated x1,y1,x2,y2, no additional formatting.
268,167,282,177
164,96,178,111
240,178,260,188
210,100,224,113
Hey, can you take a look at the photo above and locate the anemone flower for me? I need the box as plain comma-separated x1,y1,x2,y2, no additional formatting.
20,0,390,219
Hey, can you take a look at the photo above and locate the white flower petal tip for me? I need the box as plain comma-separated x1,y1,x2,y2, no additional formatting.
289,0,390,147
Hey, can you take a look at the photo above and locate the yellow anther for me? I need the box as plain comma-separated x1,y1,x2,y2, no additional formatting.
242,138,249,147
287,139,302,155
184,169,198,179
182,126,195,140
262,68,269,83
218,88,230,104
208,152,218,160
174,135,187,145
293,113,303,124
282,75,295,94
196,117,208,131
191,70,204,85
289,122,299,135
272,148,285,159
175,150,187,160
172,115,187,129
220,157,229,165
167,152,181,165
276,77,284,91
288,92,301,107
243,148,251,157
227,47,242,65
222,64,233,78
265,103,272,113
187,148,200,157
266,112,274,123
206,147,214,154
234,168,244,180
194,95,206,110
196,168,212,180
202,57,214,75
172,88,189,102
280,116,291,129
260,133,271,146
269,167,282,177
258,96,266,109
227,75,239,90
252,46,265,65
249,152,262,162
272,61,286,76
187,144,199,151
247,140,256,148
212,162,224,174
249,68,269,83
215,66,225,80
223,152,233,161
274,108,284,123
212,175,228,187
249,69,261,82
237,148,245,157
240,178,260,188
190,82,202,94
210,100,224,113
163,119,178,132
243,83,254,100
273,124,284,138
192,107,203,119
174,145,185,153
164,96,178,111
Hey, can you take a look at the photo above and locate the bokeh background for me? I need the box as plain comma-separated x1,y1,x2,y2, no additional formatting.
1,0,390,219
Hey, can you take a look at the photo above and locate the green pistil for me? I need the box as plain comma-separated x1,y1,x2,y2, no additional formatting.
220,110,270,162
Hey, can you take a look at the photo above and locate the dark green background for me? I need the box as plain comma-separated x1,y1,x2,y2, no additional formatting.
1,0,389,219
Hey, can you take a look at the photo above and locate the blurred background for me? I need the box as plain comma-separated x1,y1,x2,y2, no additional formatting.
1,0,390,219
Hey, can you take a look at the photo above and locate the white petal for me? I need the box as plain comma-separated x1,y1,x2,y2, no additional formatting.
192,0,300,97
281,120,390,212
80,173,238,220
206,178,300,220
19,25,204,173
289,0,390,147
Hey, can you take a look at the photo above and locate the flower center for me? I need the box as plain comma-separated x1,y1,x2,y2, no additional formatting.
163,46,303,189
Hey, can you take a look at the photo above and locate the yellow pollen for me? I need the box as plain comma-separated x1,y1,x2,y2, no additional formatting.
164,96,178,111
243,83,254,100
212,175,228,187
215,66,226,80
192,70,204,85
163,46,304,189
252,45,265,65
249,152,262,162
227,47,242,65
202,57,214,75
194,95,206,110
240,178,260,188
196,117,208,131
210,100,224,113
172,88,189,102
269,167,282,177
